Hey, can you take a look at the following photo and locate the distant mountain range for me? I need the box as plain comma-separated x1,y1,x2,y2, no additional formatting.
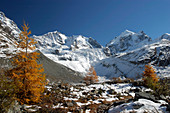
0,11,169,82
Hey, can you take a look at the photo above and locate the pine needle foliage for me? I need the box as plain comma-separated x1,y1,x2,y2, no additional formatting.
8,22,46,104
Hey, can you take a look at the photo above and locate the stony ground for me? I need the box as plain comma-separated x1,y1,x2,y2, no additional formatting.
22,78,170,113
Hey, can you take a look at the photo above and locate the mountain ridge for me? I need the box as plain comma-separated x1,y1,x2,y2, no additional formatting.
0,11,169,80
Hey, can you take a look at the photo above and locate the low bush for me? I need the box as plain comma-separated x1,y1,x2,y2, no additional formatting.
0,69,19,112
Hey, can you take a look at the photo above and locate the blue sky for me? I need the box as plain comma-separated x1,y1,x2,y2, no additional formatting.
0,0,170,45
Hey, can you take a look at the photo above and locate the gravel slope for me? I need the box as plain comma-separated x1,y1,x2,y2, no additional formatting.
36,50,84,83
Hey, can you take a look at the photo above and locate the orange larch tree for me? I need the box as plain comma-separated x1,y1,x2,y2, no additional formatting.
84,66,99,84
143,64,159,83
9,22,46,104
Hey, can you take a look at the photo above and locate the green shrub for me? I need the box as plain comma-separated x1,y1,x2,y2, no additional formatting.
0,69,19,112
154,78,170,97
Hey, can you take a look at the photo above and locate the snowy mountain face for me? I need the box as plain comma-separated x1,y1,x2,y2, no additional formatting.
93,57,144,79
96,39,170,79
117,39,170,66
0,11,20,38
99,30,169,78
0,11,106,74
159,33,170,40
106,30,152,55
154,33,170,42
33,31,106,73
33,31,102,51
0,11,20,58
0,11,169,79
116,39,170,77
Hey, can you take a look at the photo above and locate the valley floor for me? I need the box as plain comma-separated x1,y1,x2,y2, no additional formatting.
24,79,170,113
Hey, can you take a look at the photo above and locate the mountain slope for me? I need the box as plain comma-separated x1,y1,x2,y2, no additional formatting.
0,11,20,58
0,11,20,38
36,50,83,83
102,30,169,78
0,11,169,80
115,39,170,78
94,38,170,79
0,51,84,83
106,30,152,55
93,57,144,79
33,31,107,73
117,39,170,66
0,11,84,83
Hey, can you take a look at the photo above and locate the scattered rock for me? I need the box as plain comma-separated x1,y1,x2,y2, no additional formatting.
132,81,144,86
160,95,166,100
112,99,128,106
135,92,158,103
132,103,144,109
130,88,140,92
82,92,88,95
89,89,98,95
166,104,170,112
8,101,22,113
63,100,77,107
97,104,108,113
98,88,105,95
107,89,117,95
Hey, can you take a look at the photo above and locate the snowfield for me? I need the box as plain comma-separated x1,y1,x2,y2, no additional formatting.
108,99,167,113
44,48,106,73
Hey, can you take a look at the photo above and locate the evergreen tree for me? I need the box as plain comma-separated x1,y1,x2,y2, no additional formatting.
8,23,46,104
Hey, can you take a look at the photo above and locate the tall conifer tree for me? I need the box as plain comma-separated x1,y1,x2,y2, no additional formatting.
9,23,46,104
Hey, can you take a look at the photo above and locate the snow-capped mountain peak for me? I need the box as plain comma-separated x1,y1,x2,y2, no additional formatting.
0,11,20,38
0,11,21,58
157,33,170,40
33,31,102,51
33,31,105,73
0,11,169,79
152,33,170,43
106,30,152,54
0,11,5,21
107,30,135,45
119,29,135,38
